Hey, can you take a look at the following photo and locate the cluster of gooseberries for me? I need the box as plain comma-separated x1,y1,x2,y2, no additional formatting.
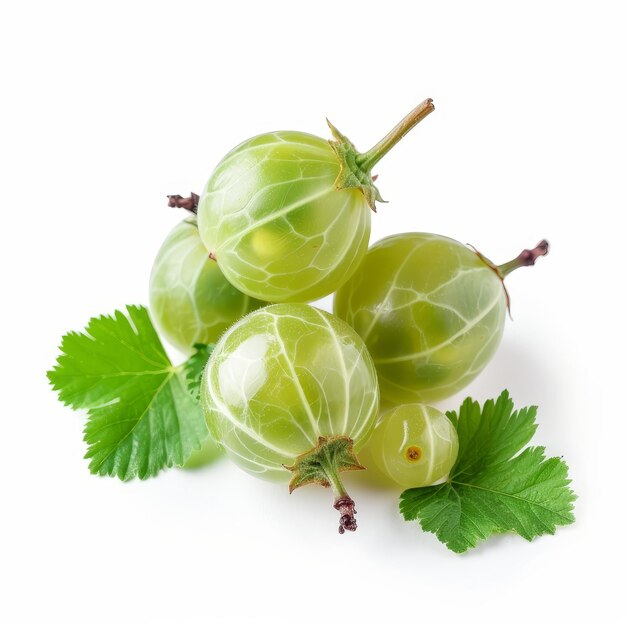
150,99,548,533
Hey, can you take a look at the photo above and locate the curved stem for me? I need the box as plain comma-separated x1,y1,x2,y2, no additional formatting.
355,99,435,172
318,451,358,534
498,240,550,277
285,435,363,534
167,193,199,214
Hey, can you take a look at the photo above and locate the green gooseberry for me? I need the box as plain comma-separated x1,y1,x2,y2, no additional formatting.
149,216,266,355
334,233,548,404
195,100,435,303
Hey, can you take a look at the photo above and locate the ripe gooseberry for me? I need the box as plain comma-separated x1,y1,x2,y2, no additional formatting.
334,233,548,404
201,303,380,533
367,404,459,488
194,99,435,303
149,215,266,355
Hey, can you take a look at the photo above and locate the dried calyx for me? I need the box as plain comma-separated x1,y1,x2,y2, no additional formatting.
328,98,435,211
168,193,199,213
284,436,364,534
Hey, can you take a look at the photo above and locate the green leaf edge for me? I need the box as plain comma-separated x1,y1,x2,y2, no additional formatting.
183,343,214,403
46,305,210,481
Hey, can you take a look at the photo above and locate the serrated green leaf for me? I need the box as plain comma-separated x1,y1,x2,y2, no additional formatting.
447,390,538,481
48,305,209,480
184,343,214,402
400,391,576,553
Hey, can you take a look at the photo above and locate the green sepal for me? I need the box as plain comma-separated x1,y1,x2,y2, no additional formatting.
327,120,384,212
284,435,365,493
469,244,512,313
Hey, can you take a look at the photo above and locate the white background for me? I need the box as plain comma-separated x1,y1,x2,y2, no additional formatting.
1,1,624,624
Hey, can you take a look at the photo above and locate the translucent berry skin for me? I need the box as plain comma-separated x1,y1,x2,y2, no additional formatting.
333,233,507,404
368,404,459,488
149,217,266,355
197,132,371,303
201,304,379,481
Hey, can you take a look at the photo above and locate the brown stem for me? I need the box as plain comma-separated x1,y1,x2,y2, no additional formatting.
473,239,550,318
334,496,357,534
167,193,199,214
498,240,550,277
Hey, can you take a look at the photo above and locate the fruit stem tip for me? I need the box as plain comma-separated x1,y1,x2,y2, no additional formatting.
498,239,550,277
284,436,363,535
167,193,199,214
335,496,358,534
